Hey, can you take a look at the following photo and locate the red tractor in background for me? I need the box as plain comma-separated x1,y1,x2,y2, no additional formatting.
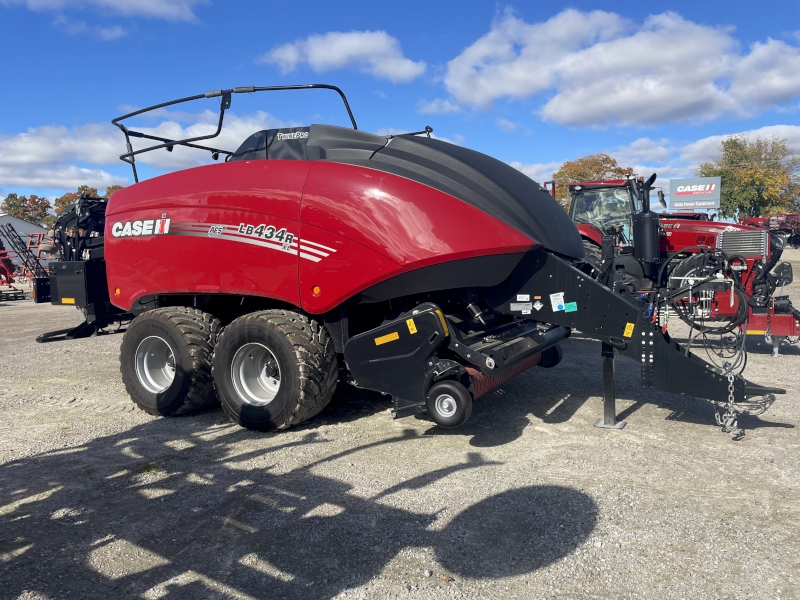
553,176,799,355
739,213,800,249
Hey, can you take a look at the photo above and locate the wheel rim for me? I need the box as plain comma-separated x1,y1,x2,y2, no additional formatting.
231,343,281,406
135,336,176,394
435,394,457,418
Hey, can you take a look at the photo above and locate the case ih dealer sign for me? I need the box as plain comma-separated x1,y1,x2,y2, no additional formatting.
669,177,722,210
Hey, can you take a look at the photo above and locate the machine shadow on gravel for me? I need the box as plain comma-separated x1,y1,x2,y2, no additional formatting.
0,420,598,600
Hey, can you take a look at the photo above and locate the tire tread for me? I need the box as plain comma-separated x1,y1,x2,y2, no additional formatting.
212,309,338,429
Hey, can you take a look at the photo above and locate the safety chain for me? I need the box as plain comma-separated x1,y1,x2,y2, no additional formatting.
714,369,738,433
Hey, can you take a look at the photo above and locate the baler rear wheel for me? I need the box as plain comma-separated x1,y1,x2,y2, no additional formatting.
212,310,338,431
120,307,221,416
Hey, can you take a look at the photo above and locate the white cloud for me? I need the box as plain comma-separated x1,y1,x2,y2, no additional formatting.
97,23,125,40
680,124,800,165
52,15,126,39
609,138,671,166
417,98,461,115
511,124,800,195
260,30,426,84
0,164,125,190
729,39,800,107
0,0,207,21
509,161,562,184
0,110,296,191
496,118,517,133
444,9,800,126
445,9,626,110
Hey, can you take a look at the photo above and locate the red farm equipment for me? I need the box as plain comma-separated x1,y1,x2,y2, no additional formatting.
0,223,51,301
556,177,799,362
32,85,787,434
739,213,800,249
0,238,25,301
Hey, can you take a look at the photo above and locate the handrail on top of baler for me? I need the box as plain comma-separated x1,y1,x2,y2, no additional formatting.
111,84,359,183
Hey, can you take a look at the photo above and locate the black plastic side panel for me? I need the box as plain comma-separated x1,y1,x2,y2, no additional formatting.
355,252,527,303
484,249,642,341
49,261,109,307
344,305,448,404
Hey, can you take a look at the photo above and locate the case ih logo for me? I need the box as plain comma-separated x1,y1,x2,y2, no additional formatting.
276,131,308,140
111,214,171,238
674,183,716,196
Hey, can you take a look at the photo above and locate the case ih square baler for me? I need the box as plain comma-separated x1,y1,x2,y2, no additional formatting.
34,85,787,432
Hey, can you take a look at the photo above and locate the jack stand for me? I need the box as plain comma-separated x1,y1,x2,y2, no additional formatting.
595,342,626,429
772,336,781,358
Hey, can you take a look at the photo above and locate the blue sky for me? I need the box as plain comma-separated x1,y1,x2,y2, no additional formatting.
1,0,799,204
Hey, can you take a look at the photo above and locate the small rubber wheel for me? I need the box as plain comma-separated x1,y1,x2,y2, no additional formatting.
426,380,473,428
539,344,563,369
212,310,338,431
120,307,220,416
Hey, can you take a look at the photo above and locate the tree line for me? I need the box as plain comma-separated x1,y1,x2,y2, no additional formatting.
549,135,799,217
0,185,124,228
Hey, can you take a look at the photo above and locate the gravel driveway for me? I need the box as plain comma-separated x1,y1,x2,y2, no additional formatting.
1,249,799,600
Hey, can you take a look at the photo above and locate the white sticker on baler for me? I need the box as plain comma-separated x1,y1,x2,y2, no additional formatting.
510,302,533,312
521,310,531,315
533,301,543,311
550,292,565,312
516,294,530,302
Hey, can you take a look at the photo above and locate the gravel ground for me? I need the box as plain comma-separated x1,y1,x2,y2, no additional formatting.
1,249,799,600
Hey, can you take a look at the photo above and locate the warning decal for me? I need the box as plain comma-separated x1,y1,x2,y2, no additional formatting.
623,322,635,338
375,331,400,346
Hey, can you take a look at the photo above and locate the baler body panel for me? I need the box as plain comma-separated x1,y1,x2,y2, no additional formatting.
299,161,534,313
104,152,535,313
105,161,311,309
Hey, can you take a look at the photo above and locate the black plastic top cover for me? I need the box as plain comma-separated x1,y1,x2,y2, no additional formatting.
229,124,584,259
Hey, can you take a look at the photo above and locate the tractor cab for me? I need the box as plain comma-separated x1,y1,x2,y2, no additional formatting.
568,180,640,245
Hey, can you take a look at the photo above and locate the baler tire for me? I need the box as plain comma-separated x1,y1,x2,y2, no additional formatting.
426,380,472,428
581,240,603,278
212,310,338,431
120,307,221,417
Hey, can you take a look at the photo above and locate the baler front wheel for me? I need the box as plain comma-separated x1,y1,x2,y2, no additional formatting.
120,307,221,416
426,380,472,428
212,310,338,431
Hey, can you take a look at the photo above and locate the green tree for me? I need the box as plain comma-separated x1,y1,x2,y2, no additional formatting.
1,192,28,220
54,185,102,214
54,192,78,214
697,135,800,218
551,153,628,208
25,195,52,224
103,185,124,198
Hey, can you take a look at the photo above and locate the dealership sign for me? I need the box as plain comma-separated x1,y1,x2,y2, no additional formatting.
669,177,721,210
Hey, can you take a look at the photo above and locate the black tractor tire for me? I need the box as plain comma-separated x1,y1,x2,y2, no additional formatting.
426,380,473,428
120,307,221,417
212,310,338,431
581,239,603,278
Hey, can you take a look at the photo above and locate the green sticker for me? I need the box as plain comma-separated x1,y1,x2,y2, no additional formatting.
564,302,577,312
